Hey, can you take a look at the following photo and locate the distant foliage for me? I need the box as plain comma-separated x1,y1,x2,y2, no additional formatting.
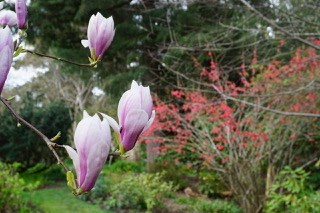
28,0,82,48
198,171,226,197
145,46,320,167
0,94,72,169
105,160,144,173
149,160,195,190
175,196,242,213
107,172,176,212
21,164,66,188
80,171,176,212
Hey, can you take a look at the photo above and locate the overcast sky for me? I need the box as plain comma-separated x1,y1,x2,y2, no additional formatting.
5,64,48,88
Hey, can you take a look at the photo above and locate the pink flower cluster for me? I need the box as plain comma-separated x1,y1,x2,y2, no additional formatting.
0,3,154,195
65,81,155,193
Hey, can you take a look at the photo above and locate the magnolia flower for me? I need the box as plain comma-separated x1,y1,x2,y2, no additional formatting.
81,12,115,61
0,10,17,27
64,111,111,194
0,26,14,94
104,80,155,153
15,0,27,29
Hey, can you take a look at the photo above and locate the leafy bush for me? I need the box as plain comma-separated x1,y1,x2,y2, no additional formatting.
21,164,65,188
151,161,226,196
265,166,320,213
145,47,320,213
150,160,195,190
198,171,226,197
306,166,320,190
108,172,176,212
105,159,144,173
175,197,241,213
0,162,33,212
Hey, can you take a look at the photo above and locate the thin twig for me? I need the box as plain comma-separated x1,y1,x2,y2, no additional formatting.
23,49,95,68
301,157,319,169
108,151,121,157
239,0,320,51
0,96,69,172
212,84,320,118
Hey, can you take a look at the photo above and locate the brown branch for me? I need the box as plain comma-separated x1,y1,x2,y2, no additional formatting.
23,49,96,68
301,156,320,169
212,84,320,118
108,151,121,157
148,50,213,88
0,96,69,172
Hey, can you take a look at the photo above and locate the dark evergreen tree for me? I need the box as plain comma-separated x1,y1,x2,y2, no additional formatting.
0,92,72,170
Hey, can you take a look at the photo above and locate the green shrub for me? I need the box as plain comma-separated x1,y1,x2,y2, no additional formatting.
108,172,176,212
0,162,33,212
198,171,226,197
306,166,320,190
105,160,144,173
21,164,65,188
175,197,241,213
265,166,320,213
150,160,193,190
195,199,242,213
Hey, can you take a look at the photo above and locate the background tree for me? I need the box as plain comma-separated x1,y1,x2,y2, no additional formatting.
0,93,72,170
24,0,320,96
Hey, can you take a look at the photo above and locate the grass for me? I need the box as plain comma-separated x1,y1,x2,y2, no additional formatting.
20,164,112,213
19,162,241,213
22,186,107,213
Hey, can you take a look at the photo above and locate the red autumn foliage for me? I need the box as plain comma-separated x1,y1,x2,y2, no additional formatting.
144,45,320,169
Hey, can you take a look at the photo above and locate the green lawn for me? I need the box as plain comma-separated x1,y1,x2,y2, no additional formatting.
23,186,107,213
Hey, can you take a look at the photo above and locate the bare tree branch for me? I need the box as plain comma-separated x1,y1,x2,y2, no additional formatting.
212,84,320,118
239,0,320,51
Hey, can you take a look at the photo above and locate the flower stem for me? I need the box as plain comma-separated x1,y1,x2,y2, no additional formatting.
23,49,96,68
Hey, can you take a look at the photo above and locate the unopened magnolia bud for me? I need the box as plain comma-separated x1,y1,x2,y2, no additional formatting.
64,111,111,194
81,13,115,62
0,26,14,94
103,80,155,154
0,10,18,27
15,0,28,29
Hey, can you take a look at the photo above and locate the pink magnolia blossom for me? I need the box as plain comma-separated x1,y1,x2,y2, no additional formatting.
103,80,155,153
81,12,115,61
64,111,111,193
0,10,17,27
0,26,13,94
15,0,28,29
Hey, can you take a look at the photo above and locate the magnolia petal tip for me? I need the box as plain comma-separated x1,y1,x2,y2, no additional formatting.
83,110,90,118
